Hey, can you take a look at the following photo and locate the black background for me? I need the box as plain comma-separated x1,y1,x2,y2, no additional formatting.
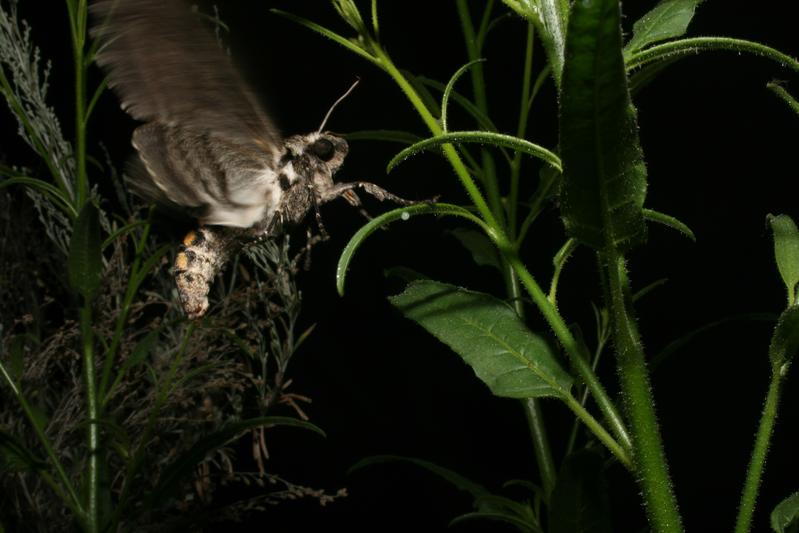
4,1,799,531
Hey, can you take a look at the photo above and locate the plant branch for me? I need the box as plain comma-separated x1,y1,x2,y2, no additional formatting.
626,37,799,75
604,248,683,532
734,372,784,533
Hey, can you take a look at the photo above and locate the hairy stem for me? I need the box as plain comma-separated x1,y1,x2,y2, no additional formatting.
734,372,784,533
626,36,799,75
604,248,682,532
507,254,633,456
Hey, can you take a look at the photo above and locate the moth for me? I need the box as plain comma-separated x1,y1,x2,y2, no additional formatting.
91,0,410,318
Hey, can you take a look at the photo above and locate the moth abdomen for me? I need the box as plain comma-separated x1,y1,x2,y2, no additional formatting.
174,226,244,319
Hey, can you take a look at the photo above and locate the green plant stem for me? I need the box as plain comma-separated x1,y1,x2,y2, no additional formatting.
506,253,633,456
456,0,505,228
604,248,682,532
460,6,560,499
372,25,632,468
109,325,194,527
374,49,500,231
0,361,85,522
509,264,557,498
523,398,556,495
626,37,799,75
562,394,632,470
99,219,153,404
565,325,609,456
734,372,784,533
509,22,535,241
79,304,99,533
66,0,89,207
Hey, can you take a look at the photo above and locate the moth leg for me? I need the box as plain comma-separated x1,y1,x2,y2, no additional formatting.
307,181,330,241
295,227,325,271
320,181,416,207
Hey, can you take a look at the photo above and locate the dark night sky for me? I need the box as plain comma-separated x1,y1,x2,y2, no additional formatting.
4,1,799,531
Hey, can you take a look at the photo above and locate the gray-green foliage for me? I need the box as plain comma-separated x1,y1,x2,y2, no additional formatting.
0,2,335,529
0,1,76,253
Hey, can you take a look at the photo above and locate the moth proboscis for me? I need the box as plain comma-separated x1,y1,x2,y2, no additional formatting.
91,0,415,318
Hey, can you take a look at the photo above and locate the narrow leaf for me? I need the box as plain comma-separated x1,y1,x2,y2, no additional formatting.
559,0,647,252
624,0,702,56
768,214,799,304
643,208,696,241
767,82,799,118
0,430,47,473
442,59,486,132
68,202,103,300
336,203,489,295
772,492,799,533
768,306,799,370
271,9,377,64
549,449,613,533
389,280,573,398
502,0,568,86
388,131,561,173
416,76,501,133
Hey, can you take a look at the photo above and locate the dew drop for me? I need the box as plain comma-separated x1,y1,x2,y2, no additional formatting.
401,211,410,221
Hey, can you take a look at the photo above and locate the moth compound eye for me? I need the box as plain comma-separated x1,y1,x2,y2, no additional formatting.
310,138,335,161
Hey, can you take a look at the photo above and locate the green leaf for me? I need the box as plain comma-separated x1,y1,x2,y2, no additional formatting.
336,203,490,295
416,76,501,133
559,0,647,252
147,417,324,507
768,306,799,371
643,208,696,241
768,82,799,118
0,430,47,473
768,214,799,304
389,280,573,398
549,449,612,533
625,37,799,75
772,492,799,533
68,202,103,300
623,0,702,57
387,131,561,174
271,9,377,64
0,175,77,218
502,0,568,87
442,59,486,132
449,227,502,270
350,455,490,499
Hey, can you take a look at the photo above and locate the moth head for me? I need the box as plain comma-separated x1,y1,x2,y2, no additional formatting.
308,132,348,171
283,131,348,180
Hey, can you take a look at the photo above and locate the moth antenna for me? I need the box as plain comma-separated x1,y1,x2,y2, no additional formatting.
317,78,360,133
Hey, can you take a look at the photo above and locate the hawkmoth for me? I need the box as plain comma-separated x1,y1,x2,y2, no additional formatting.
91,0,410,318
